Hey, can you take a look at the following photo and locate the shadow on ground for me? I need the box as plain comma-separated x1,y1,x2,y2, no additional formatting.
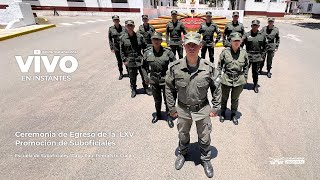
219,108,243,121
174,143,218,166
294,22,320,30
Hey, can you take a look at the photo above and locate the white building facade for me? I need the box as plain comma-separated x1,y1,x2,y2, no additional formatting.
297,0,320,15
0,0,296,17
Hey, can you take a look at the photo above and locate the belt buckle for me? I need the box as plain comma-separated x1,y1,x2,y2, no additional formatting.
188,104,198,112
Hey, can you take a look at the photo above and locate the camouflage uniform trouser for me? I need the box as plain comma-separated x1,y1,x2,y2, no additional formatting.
260,50,275,71
115,50,128,75
170,45,183,59
201,46,215,63
176,104,212,162
151,84,168,113
128,66,148,90
221,84,244,114
249,61,260,85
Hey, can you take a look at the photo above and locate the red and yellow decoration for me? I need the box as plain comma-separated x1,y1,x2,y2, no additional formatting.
148,13,231,47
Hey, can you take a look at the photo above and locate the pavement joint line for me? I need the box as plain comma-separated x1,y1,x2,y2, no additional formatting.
74,22,86,24
60,23,73,26
0,24,56,41
86,20,97,23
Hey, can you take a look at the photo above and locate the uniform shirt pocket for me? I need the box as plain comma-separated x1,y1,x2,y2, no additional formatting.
176,80,187,88
196,80,209,99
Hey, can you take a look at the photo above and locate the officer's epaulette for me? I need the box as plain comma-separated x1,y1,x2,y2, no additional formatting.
137,33,144,38
221,47,230,53
224,47,231,50
168,60,180,70
145,46,153,52
203,59,214,67
163,47,171,51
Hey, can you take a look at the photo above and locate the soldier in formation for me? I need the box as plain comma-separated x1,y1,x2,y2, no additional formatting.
119,20,152,98
108,15,127,80
165,32,221,178
223,11,245,48
143,32,176,128
197,11,222,63
260,17,280,78
138,15,155,49
217,32,249,125
166,10,187,59
242,20,267,93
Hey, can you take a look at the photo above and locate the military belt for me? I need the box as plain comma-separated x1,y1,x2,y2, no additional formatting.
171,37,181,40
225,71,243,78
247,51,261,54
151,72,162,78
267,39,276,43
178,99,209,112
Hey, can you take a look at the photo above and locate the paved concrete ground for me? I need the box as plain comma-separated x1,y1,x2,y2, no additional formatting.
0,15,319,180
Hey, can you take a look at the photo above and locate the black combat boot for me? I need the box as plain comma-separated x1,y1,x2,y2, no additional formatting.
202,161,214,178
219,111,225,123
144,87,152,96
267,70,272,78
131,87,137,98
231,113,239,125
254,84,259,93
118,73,123,80
167,117,174,128
175,154,186,170
152,111,161,124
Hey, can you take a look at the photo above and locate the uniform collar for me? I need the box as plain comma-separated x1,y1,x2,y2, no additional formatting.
127,31,136,38
232,21,239,25
153,46,164,55
267,25,274,29
231,47,240,55
180,56,206,72
114,24,122,29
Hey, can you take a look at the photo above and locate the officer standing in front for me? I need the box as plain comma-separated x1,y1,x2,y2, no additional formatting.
108,15,127,80
197,11,222,63
165,32,221,178
223,11,245,47
242,20,267,93
217,32,249,125
260,17,280,78
166,10,187,59
142,32,176,128
120,20,152,98
138,15,155,49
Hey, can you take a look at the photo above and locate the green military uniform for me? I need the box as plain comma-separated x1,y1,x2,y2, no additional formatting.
260,18,280,76
217,32,249,124
108,15,126,77
197,11,222,63
242,20,267,92
223,12,245,47
165,32,221,165
138,15,155,48
166,10,187,59
143,32,176,125
119,20,150,96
